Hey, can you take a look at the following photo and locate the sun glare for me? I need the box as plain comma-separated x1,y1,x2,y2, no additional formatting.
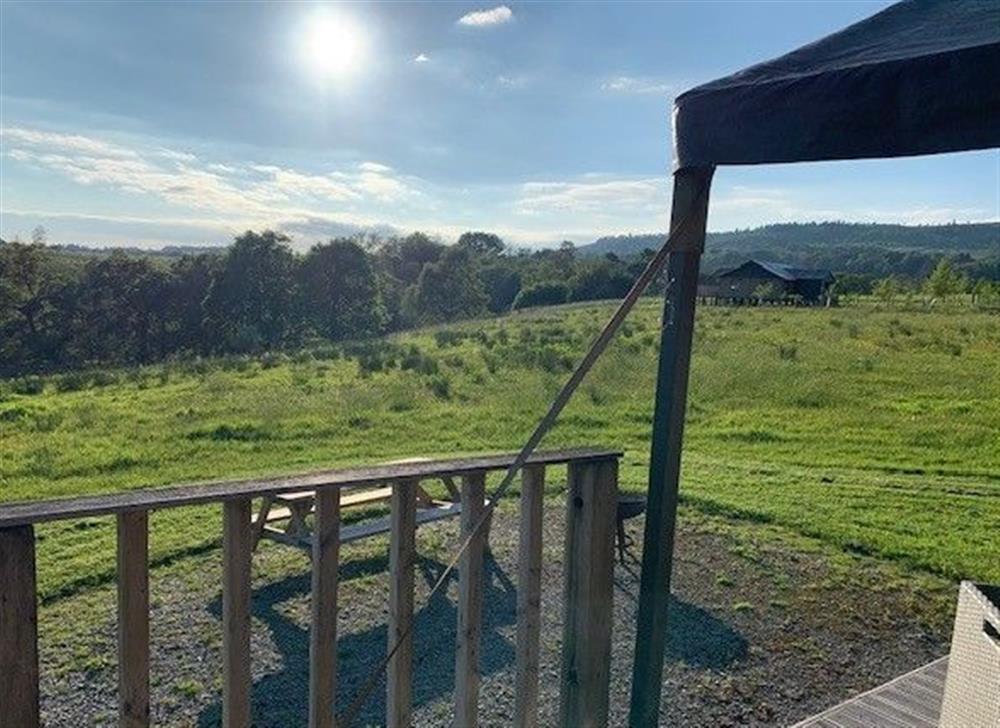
302,12,366,80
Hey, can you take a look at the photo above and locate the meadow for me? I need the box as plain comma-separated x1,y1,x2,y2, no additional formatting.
1,300,998,603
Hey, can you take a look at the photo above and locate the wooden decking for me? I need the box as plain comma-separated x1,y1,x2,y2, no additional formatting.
793,656,948,728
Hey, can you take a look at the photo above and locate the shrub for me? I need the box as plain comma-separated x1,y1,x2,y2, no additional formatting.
55,371,92,392
513,282,568,310
11,376,45,395
427,375,451,400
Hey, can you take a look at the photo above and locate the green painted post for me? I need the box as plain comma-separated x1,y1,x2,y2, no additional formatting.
629,166,713,727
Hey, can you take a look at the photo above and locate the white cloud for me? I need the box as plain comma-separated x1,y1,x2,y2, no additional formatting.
414,53,430,63
457,5,513,27
496,74,529,89
1,126,424,230
2,126,136,158
358,161,392,174
517,177,667,217
601,76,674,95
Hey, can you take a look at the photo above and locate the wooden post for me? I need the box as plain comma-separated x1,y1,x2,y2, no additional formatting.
514,465,545,728
117,511,150,728
223,498,252,728
629,166,713,728
454,472,486,727
387,479,416,728
559,459,618,728
0,526,39,728
309,488,340,728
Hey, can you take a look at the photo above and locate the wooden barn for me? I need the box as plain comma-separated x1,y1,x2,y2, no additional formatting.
711,259,835,303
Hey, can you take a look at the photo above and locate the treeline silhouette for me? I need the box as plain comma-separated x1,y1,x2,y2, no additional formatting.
1,230,654,377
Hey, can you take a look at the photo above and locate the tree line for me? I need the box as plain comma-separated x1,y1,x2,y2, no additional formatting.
0,229,653,377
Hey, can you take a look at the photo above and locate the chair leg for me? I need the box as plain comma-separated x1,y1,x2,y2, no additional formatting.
617,519,627,565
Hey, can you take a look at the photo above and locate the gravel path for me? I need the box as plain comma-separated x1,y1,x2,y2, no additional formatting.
38,501,951,727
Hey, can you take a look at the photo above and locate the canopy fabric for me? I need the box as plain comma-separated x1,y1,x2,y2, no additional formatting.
673,0,1000,170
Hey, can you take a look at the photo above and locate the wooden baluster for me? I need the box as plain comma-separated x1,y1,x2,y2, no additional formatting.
559,459,617,728
387,479,416,728
514,465,544,728
454,472,486,727
309,488,341,728
0,525,40,728
118,511,150,728
223,498,252,728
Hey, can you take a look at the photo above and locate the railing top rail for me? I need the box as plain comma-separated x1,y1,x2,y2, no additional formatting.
0,447,622,528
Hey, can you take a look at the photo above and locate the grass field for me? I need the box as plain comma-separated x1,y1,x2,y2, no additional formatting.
1,300,998,602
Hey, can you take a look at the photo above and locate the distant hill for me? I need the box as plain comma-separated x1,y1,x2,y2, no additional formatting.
581,222,999,259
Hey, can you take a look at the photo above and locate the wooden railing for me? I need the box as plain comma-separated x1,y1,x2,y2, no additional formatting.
0,447,622,728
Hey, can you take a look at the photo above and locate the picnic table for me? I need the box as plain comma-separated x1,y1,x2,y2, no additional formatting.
250,458,490,551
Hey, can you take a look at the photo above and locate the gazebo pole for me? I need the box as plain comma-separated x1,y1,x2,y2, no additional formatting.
629,165,714,727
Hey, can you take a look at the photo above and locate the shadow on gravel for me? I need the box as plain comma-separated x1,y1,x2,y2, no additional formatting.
198,551,517,727
616,561,748,670
665,598,748,669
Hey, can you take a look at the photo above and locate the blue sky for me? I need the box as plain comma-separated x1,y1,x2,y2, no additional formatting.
1,1,997,249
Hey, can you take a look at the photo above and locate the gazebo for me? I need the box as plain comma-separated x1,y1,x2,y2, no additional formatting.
631,0,1000,725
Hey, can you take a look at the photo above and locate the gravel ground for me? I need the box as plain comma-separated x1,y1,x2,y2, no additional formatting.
38,500,952,727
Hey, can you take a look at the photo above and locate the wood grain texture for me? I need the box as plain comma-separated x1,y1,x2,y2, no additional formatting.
0,449,621,528
117,511,150,728
559,460,617,728
0,526,39,728
223,499,252,728
309,488,340,728
454,472,486,728
387,479,416,728
514,465,545,728
792,657,947,728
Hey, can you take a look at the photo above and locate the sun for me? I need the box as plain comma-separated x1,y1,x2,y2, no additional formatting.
301,12,366,80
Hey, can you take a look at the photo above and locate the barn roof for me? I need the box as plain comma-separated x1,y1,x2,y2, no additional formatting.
673,0,1000,169
718,260,834,283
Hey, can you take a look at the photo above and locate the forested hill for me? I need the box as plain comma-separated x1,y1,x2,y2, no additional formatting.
582,222,1000,259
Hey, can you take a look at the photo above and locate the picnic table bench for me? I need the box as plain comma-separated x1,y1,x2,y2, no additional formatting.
250,457,490,551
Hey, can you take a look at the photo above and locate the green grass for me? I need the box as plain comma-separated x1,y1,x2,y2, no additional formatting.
2,301,998,601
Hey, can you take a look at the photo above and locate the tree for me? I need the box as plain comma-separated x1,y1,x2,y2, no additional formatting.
513,282,569,309
568,261,632,302
873,275,903,302
204,231,298,352
411,246,487,323
168,254,221,354
478,264,521,313
0,241,66,372
66,253,171,365
456,231,504,257
376,232,444,286
299,239,385,340
924,259,967,299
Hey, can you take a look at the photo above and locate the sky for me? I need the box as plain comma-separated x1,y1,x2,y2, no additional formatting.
1,1,998,250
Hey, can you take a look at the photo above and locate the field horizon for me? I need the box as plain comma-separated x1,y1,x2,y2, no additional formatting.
2,298,998,605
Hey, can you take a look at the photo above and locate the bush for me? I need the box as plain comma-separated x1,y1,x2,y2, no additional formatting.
513,282,568,310
427,375,451,400
12,376,45,395
55,371,91,392
400,347,438,375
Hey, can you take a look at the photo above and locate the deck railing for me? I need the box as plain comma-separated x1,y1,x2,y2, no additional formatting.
0,447,622,728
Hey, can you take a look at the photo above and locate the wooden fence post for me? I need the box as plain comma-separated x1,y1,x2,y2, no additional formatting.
514,465,545,728
559,459,617,728
118,511,150,728
223,498,252,728
455,472,486,727
310,488,341,728
0,525,40,728
387,479,416,728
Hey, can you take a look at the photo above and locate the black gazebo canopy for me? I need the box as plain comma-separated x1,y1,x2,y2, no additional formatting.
631,2,1000,725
